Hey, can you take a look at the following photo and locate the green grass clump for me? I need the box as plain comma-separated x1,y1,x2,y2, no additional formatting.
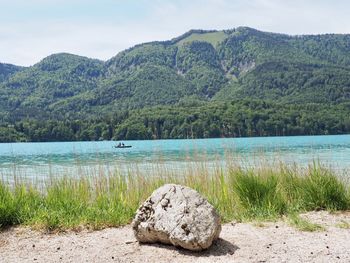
233,171,287,220
30,175,152,230
0,183,16,227
288,214,325,232
0,162,349,231
336,220,350,229
0,184,42,228
299,167,349,211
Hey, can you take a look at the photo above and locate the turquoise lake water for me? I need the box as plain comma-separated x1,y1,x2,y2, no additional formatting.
0,135,349,180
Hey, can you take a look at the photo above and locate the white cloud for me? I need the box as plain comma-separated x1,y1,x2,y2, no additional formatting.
1,0,349,66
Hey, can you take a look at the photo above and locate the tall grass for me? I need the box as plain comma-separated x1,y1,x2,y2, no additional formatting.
0,162,349,230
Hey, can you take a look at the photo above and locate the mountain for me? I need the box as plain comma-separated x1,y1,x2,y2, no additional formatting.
2,27,350,117
1,27,350,141
0,62,23,82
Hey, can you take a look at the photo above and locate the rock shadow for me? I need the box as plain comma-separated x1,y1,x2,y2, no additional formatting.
140,238,239,257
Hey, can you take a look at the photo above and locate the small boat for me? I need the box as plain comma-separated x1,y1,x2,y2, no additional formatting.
114,145,132,148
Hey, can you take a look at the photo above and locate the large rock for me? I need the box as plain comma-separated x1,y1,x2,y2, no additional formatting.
132,184,221,251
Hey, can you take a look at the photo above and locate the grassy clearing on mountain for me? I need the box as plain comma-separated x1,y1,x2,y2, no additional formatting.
176,31,228,47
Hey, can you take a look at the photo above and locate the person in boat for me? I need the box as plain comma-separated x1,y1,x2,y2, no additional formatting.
122,142,125,146
117,142,122,147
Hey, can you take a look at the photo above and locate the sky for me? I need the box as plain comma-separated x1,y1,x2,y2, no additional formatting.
1,0,350,66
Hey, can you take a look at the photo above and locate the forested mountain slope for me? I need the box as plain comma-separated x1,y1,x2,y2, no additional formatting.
0,63,23,82
1,27,350,141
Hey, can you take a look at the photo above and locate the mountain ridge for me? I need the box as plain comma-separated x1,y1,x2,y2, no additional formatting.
3,26,350,67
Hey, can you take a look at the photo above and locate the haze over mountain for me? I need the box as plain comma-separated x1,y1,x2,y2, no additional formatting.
1,27,350,141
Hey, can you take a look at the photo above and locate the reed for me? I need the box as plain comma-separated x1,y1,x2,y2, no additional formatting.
0,161,349,230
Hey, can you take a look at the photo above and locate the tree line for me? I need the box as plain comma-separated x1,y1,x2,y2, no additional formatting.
1,100,349,142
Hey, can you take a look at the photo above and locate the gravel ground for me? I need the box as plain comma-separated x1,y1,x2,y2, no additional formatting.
1,211,350,263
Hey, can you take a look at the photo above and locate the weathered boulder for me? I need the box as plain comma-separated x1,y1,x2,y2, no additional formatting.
132,184,221,251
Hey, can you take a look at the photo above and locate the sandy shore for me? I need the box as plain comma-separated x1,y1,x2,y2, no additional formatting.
1,211,350,263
